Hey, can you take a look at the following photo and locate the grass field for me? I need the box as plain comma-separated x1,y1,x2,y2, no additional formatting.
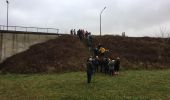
0,70,170,100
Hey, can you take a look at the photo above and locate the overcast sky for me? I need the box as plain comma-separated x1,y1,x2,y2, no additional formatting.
0,0,170,36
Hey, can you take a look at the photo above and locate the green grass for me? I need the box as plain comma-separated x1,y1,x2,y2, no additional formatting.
0,70,170,100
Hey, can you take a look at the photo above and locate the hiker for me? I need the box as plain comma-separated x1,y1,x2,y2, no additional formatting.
77,29,83,41
99,47,106,56
97,43,102,50
108,59,115,76
87,32,93,52
70,29,73,35
99,58,104,73
73,29,76,35
103,57,110,75
114,57,120,75
93,47,99,57
86,57,94,83
93,56,100,72
85,31,88,38
104,49,110,58
81,29,85,38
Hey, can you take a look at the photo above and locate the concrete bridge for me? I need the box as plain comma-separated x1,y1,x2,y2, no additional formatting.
0,25,62,62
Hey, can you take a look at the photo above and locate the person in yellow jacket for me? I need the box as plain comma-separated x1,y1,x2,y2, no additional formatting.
99,47,106,56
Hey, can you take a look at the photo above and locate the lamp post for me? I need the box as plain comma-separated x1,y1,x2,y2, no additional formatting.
100,6,106,36
6,0,9,31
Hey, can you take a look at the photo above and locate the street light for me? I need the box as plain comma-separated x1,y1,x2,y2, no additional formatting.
6,0,9,31
100,6,106,36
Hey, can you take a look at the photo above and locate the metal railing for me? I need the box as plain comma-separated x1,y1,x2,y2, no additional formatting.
0,25,59,34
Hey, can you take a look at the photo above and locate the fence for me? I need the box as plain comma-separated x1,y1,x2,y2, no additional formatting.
0,25,62,62
0,25,59,34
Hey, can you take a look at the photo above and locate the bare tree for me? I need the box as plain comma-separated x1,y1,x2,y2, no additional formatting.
156,26,170,62
159,26,170,38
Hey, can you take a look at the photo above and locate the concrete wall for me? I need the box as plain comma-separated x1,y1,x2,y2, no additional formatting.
0,33,58,62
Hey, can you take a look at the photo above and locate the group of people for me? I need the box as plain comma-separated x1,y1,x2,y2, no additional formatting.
86,56,120,83
70,29,121,83
70,29,76,35
93,44,109,57
77,29,92,42
70,29,92,41
86,45,120,83
70,29,93,52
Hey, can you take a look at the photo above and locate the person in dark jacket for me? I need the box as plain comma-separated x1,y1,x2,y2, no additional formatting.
73,29,76,35
103,57,109,75
70,29,73,35
86,57,94,83
100,58,104,73
93,56,100,72
104,49,110,58
114,57,120,75
93,47,99,57
87,33,93,52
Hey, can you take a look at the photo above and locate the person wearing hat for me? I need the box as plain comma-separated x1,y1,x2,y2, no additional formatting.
86,57,94,83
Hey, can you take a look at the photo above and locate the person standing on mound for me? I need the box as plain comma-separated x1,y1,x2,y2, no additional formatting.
86,57,94,83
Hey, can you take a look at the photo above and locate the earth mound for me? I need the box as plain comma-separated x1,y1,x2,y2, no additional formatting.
94,35,170,69
1,35,170,73
0,35,90,74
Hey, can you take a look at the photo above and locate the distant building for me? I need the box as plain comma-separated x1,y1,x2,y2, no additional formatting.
122,32,126,37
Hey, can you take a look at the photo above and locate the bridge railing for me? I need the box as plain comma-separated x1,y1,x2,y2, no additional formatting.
0,25,59,34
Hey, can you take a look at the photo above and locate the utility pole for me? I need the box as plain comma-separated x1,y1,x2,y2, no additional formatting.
6,0,9,30
100,6,106,36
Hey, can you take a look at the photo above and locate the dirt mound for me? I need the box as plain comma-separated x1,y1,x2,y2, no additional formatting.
93,35,170,69
1,35,170,73
0,35,90,74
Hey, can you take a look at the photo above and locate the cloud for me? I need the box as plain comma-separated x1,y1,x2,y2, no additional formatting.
0,0,170,36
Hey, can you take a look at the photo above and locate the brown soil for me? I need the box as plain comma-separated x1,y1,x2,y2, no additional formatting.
0,35,90,74
1,35,170,74
93,35,170,69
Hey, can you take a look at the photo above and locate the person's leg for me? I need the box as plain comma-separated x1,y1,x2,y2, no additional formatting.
96,65,98,72
109,70,111,76
112,70,115,76
89,74,92,83
107,67,109,75
111,70,114,76
95,65,97,72
87,74,91,83
100,65,103,73
93,68,95,75
117,67,120,75
104,67,107,75
114,67,117,75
